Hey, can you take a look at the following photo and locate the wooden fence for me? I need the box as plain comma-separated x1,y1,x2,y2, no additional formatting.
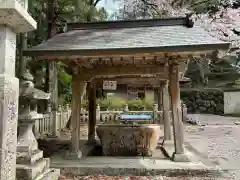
34,104,71,137
34,104,166,137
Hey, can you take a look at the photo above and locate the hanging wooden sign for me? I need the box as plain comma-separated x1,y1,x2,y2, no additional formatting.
103,80,117,90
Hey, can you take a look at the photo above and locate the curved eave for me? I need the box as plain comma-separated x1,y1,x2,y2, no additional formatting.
23,43,230,59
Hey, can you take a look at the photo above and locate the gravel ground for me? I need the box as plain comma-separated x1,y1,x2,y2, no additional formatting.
186,114,240,180
58,114,240,180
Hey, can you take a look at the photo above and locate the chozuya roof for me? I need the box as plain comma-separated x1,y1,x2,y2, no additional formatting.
23,15,230,57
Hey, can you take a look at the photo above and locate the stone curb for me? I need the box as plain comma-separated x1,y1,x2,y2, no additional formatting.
57,166,223,177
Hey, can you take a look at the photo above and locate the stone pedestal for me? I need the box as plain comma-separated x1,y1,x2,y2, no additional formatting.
16,114,60,180
0,1,36,179
0,75,19,180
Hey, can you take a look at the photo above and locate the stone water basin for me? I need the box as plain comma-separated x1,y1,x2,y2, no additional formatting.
119,114,153,124
96,124,161,156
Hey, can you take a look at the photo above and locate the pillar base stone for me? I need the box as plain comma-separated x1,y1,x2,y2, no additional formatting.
172,152,190,162
65,149,82,160
162,141,191,162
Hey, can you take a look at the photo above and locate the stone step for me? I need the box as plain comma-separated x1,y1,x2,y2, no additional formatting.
17,149,43,165
35,168,60,180
16,158,50,180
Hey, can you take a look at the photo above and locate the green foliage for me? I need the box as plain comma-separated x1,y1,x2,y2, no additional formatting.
127,96,154,111
95,93,154,111
143,93,154,110
81,93,154,111
127,99,145,111
97,95,127,110
58,0,108,23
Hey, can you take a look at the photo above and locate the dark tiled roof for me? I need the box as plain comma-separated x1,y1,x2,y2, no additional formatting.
24,17,229,57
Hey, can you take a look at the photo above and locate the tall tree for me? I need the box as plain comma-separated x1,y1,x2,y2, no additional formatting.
114,0,189,20
16,0,108,106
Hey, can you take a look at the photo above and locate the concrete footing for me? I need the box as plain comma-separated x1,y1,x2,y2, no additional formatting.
49,143,222,178
50,155,222,177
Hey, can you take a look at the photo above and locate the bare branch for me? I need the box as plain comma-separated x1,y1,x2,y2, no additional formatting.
139,0,162,17
191,0,209,7
93,0,101,7
140,0,158,8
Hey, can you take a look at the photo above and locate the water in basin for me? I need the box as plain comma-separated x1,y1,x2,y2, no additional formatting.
120,114,152,120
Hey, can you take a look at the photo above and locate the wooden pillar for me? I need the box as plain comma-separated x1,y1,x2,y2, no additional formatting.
67,74,85,159
49,61,59,137
169,64,189,162
87,80,97,145
156,83,163,124
157,85,163,112
162,81,171,140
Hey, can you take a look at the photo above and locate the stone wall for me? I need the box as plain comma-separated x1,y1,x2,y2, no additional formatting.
224,90,240,115
181,90,224,115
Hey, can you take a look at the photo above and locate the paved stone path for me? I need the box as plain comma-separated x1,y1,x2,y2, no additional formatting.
64,176,228,180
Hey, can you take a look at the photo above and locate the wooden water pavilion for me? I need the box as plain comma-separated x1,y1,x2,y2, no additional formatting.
23,16,229,162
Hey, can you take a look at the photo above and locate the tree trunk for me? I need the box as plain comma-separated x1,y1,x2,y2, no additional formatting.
45,0,58,111
18,33,28,79
45,0,58,93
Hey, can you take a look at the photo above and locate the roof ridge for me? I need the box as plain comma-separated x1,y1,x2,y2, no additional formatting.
67,15,194,31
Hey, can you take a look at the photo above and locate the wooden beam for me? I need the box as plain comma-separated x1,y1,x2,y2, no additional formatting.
96,76,167,84
33,50,212,61
67,17,190,31
79,65,167,77
94,73,189,87
95,74,165,80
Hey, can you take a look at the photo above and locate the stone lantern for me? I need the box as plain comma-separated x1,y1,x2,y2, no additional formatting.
16,70,60,180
